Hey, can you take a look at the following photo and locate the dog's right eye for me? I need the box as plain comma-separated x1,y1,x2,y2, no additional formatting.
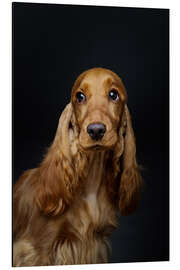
76,92,86,104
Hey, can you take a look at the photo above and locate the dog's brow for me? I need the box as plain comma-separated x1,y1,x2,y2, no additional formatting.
103,78,119,93
105,77,113,85
111,79,122,88
80,82,89,88
104,77,120,87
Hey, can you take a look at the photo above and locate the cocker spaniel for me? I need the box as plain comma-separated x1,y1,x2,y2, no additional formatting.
13,67,143,266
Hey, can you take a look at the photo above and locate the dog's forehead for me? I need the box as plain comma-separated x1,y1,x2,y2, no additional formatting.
82,74,111,88
79,69,126,99
80,69,123,89
72,68,127,101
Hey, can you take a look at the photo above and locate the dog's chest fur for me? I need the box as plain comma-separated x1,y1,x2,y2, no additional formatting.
67,152,117,236
83,152,105,222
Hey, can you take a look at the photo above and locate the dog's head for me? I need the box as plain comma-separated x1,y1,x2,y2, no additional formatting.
36,67,142,217
71,67,127,151
71,67,142,215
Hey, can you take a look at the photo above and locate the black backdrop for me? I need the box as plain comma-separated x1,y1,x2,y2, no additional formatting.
13,2,169,263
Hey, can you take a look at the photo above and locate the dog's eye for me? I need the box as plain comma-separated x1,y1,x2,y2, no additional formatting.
109,89,119,102
76,92,86,104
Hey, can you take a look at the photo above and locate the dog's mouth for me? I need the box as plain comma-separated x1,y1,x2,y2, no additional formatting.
80,142,108,152
89,144,103,150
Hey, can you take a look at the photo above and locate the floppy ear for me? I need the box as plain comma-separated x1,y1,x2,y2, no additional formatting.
117,105,143,215
36,103,79,216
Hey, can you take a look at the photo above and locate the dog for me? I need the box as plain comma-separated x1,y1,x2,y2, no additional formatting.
13,67,143,266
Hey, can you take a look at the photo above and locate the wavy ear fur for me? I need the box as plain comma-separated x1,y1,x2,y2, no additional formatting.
36,103,79,216
118,105,143,215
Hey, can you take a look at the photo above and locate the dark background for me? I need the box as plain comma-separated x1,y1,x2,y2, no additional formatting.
12,2,169,263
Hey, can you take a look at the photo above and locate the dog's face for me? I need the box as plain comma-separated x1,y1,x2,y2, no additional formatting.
71,68,127,151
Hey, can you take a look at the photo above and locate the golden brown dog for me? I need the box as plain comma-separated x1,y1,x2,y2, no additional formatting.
13,67,143,266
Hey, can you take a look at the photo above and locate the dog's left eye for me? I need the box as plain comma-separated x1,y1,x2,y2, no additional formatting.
109,89,119,101
76,92,86,104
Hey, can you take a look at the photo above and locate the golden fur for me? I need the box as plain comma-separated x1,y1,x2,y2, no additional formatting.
13,67,143,266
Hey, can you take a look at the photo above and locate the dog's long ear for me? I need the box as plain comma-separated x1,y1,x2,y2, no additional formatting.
117,105,143,215
36,103,79,216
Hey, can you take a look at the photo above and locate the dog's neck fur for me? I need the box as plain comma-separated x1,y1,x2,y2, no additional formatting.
66,150,117,236
84,151,106,195
83,151,107,225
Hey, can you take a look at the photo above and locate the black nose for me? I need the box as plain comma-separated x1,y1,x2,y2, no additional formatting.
87,123,106,141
